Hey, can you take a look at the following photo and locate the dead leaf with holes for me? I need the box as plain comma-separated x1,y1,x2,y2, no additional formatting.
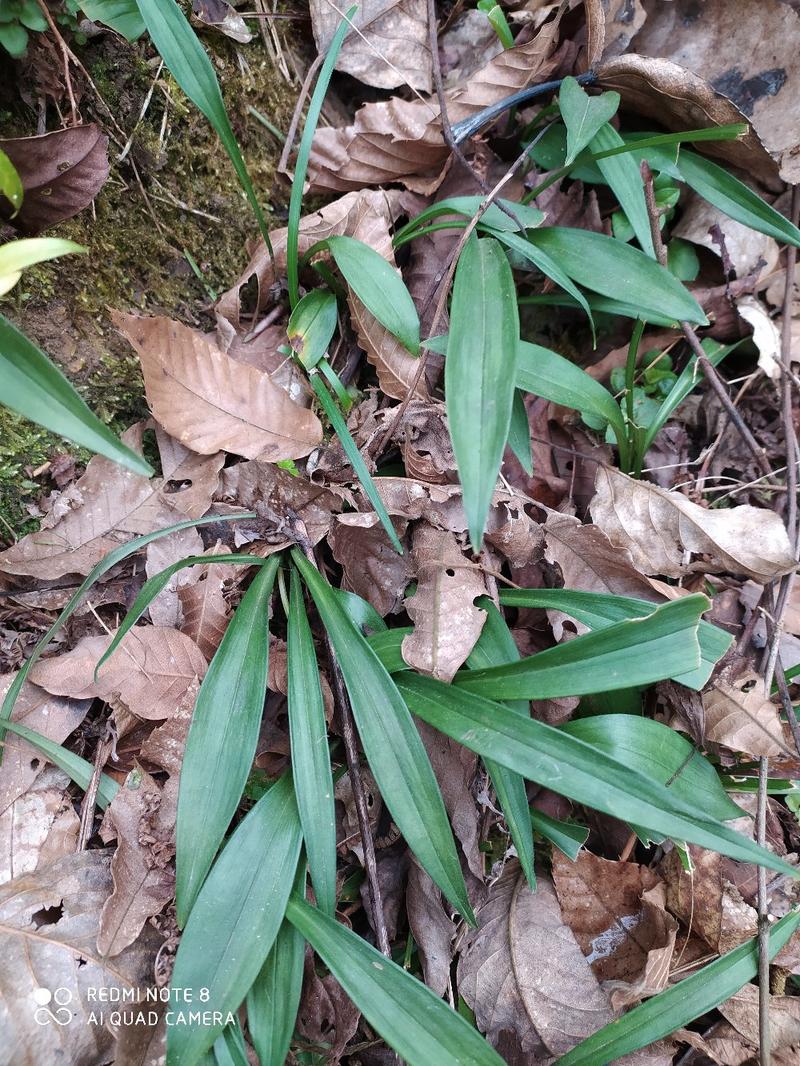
702,668,787,757
310,0,431,91
114,313,322,462
0,849,160,1066
402,525,488,681
0,424,222,580
551,850,678,1009
590,467,795,582
0,124,109,234
30,627,206,721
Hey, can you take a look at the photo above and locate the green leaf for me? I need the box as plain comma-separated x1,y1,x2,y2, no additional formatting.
0,148,23,211
286,9,353,306
135,0,272,252
246,916,305,1066
0,22,29,57
678,149,800,249
81,0,145,40
591,123,655,258
0,313,152,476
395,672,798,877
467,598,535,887
446,234,519,550
455,595,707,700
477,0,514,49
526,228,707,325
167,775,303,1066
291,550,473,922
309,373,403,553
507,388,533,474
286,896,505,1066
395,197,544,244
327,235,420,354
530,808,588,860
558,908,800,1065
0,719,118,808
287,289,338,369
176,556,280,926
558,77,620,166
667,237,700,281
287,569,336,915
0,237,84,295
213,1019,249,1066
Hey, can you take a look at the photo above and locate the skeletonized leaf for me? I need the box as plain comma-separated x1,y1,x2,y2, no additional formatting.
114,312,322,461
590,466,795,582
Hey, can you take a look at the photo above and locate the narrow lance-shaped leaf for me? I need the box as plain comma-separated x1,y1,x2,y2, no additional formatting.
591,122,655,257
394,197,544,244
507,388,533,475
0,313,152,476
176,556,280,926
286,896,505,1066
558,908,800,1065
396,672,799,878
291,550,473,922
287,569,336,915
246,916,305,1066
167,775,303,1066
446,234,519,550
466,599,535,888
530,809,588,860
558,77,620,166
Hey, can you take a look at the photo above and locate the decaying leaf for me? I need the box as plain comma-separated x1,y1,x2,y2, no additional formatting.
406,859,456,997
350,293,428,402
0,769,80,886
297,953,361,1063
458,864,616,1058
0,124,110,234
590,467,795,582
584,0,647,66
673,194,780,281
114,313,322,462
30,627,206,721
329,512,412,616
191,0,252,43
310,0,431,91
551,850,678,1009
717,983,800,1051
736,295,782,381
402,525,488,681
0,424,222,580
144,526,205,628
703,668,787,757
176,546,236,661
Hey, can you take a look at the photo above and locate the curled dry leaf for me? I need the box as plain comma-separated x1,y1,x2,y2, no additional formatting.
30,627,207,721
191,0,252,43
307,13,568,192
114,313,322,462
350,293,429,402
458,863,615,1059
0,124,110,234
0,850,160,1066
584,0,647,66
402,524,488,682
590,467,795,582
98,767,176,957
736,295,782,381
551,850,678,1010
0,769,80,886
0,423,222,580
310,0,431,91
702,668,787,758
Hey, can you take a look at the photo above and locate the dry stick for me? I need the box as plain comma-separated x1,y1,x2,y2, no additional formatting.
277,52,324,176
36,0,78,126
299,542,392,958
641,162,773,480
76,726,114,852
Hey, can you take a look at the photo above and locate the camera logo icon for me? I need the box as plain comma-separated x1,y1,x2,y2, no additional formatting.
33,987,73,1026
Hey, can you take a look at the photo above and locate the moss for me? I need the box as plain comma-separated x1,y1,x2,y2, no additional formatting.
0,24,301,538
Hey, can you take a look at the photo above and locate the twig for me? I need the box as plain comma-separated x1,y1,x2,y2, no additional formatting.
277,52,324,176
36,0,78,125
76,725,114,851
641,162,773,480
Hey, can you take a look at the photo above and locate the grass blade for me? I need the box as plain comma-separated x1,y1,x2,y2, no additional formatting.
292,549,473,922
176,556,280,925
395,672,798,877
287,569,336,915
286,896,505,1066
0,313,152,476
558,909,800,1065
167,775,303,1066
446,234,519,550
135,0,272,251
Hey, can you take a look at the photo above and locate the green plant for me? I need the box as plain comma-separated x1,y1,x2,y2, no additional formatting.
0,0,48,57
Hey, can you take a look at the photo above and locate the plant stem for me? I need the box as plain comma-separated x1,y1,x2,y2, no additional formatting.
624,319,645,475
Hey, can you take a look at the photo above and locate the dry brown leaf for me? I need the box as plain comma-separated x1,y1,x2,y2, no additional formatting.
398,401,457,483
0,424,222,580
329,512,412,616
297,953,360,1063
0,850,160,1066
703,668,787,757
590,467,795,582
402,525,488,681
98,768,176,956
307,13,568,192
350,293,429,401
458,864,615,1059
0,769,80,885
406,858,456,996
551,850,678,1009
628,0,800,183
139,677,198,778
310,0,431,91
718,983,800,1051
144,525,204,628
0,124,109,234
673,194,780,281
584,0,647,66
114,313,322,462
30,627,206,721
0,675,90,816
176,546,235,660
191,0,252,42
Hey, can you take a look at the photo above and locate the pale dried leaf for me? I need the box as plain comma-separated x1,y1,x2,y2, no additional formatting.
718,983,800,1051
176,547,234,661
584,0,647,66
310,0,431,91
192,0,252,42
144,526,204,628
703,669,787,757
673,195,779,281
114,313,322,461
736,296,782,380
402,525,488,681
350,293,428,401
139,677,198,777
406,859,455,996
0,770,80,885
590,467,795,582
30,627,206,721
